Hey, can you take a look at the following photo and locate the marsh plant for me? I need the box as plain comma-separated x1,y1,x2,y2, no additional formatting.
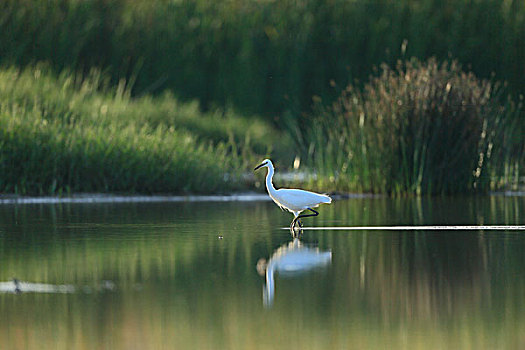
310,58,524,195
1,0,524,118
0,66,283,195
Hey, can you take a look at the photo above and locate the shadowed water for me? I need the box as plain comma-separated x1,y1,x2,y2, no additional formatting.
0,196,524,349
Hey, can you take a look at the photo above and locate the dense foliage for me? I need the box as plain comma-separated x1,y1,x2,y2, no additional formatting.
0,66,283,194
0,0,523,195
1,0,524,118
309,59,524,194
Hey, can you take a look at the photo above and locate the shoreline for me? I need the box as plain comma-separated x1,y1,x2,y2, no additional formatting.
0,193,271,205
0,191,522,205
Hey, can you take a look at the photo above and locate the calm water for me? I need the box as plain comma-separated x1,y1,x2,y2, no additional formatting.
1,196,524,349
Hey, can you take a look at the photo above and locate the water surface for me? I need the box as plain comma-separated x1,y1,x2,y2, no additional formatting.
1,196,524,349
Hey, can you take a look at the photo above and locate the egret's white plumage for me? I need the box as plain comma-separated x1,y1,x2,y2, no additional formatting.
254,159,331,230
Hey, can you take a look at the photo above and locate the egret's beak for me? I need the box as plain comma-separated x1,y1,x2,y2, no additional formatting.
254,162,266,171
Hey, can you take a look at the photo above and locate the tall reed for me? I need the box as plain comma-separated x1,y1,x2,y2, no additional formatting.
0,0,524,120
309,58,524,195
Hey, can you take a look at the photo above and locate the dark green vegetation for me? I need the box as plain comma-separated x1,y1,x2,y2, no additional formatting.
309,59,524,194
0,66,284,194
1,0,524,116
0,0,523,195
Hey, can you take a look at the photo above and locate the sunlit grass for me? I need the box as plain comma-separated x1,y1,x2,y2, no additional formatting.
0,66,286,194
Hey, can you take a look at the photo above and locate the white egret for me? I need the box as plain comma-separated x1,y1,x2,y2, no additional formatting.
254,159,332,232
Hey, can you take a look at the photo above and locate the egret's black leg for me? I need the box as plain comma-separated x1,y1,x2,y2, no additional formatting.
290,222,302,237
290,217,303,236
297,208,319,221
295,220,304,237
291,217,299,230
290,208,318,235
291,208,318,228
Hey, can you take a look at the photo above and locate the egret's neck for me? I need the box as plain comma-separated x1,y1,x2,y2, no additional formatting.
265,166,277,195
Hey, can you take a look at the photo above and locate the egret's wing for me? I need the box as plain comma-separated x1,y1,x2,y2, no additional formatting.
275,189,331,210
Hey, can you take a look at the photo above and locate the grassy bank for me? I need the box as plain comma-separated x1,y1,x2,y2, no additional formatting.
1,0,524,195
306,59,524,195
0,62,522,196
1,0,524,119
0,66,286,195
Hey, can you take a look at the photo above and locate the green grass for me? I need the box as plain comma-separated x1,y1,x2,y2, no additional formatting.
0,65,286,195
1,0,524,195
0,0,524,120
307,58,524,195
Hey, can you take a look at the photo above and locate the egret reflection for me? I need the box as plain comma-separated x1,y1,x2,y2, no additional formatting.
257,238,332,307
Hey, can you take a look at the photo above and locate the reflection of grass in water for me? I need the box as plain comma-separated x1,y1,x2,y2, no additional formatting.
0,201,279,283
2,232,524,349
0,66,287,194
1,199,525,349
1,197,523,281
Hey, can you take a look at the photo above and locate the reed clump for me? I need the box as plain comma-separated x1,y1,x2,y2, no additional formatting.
0,66,283,195
310,58,524,195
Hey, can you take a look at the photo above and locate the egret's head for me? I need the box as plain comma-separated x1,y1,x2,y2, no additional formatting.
254,159,272,171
